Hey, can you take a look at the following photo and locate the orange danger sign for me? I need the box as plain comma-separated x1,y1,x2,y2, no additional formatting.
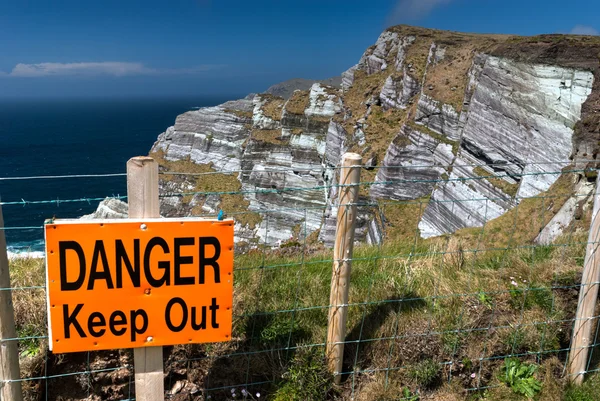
44,218,234,353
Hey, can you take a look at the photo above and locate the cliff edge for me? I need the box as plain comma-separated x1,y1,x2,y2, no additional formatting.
149,25,600,249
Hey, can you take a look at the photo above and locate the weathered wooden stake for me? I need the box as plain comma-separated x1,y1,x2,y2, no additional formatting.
568,175,600,384
127,157,164,401
0,204,23,401
326,153,362,384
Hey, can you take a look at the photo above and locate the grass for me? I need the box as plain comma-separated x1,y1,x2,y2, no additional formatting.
423,44,475,111
10,257,47,352
473,166,520,198
404,35,435,82
452,171,577,251
343,70,387,123
259,95,286,121
285,90,310,115
379,197,430,241
361,105,409,159
564,373,600,401
272,346,334,400
251,129,289,145
8,209,595,400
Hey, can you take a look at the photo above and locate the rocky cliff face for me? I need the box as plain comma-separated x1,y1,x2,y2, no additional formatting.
150,26,600,248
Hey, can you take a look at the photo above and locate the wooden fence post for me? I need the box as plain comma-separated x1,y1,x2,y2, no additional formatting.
0,204,23,401
568,174,600,384
326,153,362,384
127,156,164,400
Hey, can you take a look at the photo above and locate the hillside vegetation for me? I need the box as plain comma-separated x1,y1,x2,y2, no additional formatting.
11,186,600,400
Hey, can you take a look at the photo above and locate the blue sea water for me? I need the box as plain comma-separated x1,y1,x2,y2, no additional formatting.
0,96,234,252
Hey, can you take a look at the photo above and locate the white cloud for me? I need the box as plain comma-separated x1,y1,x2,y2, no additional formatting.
5,62,223,78
388,0,452,22
570,25,599,36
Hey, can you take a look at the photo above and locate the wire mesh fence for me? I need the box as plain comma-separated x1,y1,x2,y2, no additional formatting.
1,159,600,400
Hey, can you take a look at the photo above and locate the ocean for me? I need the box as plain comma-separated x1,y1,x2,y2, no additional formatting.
0,96,234,254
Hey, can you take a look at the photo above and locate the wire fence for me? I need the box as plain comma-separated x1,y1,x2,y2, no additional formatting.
2,159,600,400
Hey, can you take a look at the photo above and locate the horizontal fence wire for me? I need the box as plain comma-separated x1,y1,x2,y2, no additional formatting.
2,160,600,400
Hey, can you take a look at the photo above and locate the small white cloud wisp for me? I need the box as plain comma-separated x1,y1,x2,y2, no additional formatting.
570,25,599,36
5,62,223,78
388,0,452,23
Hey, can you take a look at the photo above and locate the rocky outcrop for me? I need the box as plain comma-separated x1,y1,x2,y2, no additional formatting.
462,57,593,198
371,125,445,200
415,94,461,141
380,70,420,110
305,83,343,117
81,198,128,219
149,25,599,248
360,31,400,75
151,99,253,172
535,178,595,245
418,152,516,238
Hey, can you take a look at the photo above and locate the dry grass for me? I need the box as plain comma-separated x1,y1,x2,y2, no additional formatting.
285,90,310,115
473,166,520,198
260,95,285,121
11,257,47,345
362,106,409,159
250,129,288,145
344,70,387,121
10,256,47,401
404,36,435,82
454,171,577,250
423,45,474,112
380,197,430,242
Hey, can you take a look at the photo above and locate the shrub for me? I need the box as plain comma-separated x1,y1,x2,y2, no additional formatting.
272,347,333,401
499,358,542,398
408,359,441,389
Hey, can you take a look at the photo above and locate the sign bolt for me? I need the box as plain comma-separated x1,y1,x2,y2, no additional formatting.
146,336,153,342
140,223,147,230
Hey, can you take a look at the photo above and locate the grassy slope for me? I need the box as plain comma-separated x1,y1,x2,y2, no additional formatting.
11,193,598,400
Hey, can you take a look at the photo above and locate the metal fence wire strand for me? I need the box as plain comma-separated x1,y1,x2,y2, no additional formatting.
2,161,600,400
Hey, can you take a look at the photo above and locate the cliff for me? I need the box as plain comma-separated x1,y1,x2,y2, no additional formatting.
149,25,600,249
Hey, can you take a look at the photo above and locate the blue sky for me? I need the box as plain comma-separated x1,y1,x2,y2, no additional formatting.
1,0,598,99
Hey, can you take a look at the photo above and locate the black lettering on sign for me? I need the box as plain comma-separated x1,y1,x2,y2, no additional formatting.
116,239,140,288
174,237,195,285
63,304,86,339
210,297,220,329
109,311,127,336
199,237,221,284
165,297,188,332
143,237,170,287
130,309,148,342
88,240,114,290
88,311,106,337
191,305,206,330
59,241,86,291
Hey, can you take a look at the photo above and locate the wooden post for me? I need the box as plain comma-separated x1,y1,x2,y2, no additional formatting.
127,157,164,400
568,174,600,384
0,205,23,401
326,153,362,384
